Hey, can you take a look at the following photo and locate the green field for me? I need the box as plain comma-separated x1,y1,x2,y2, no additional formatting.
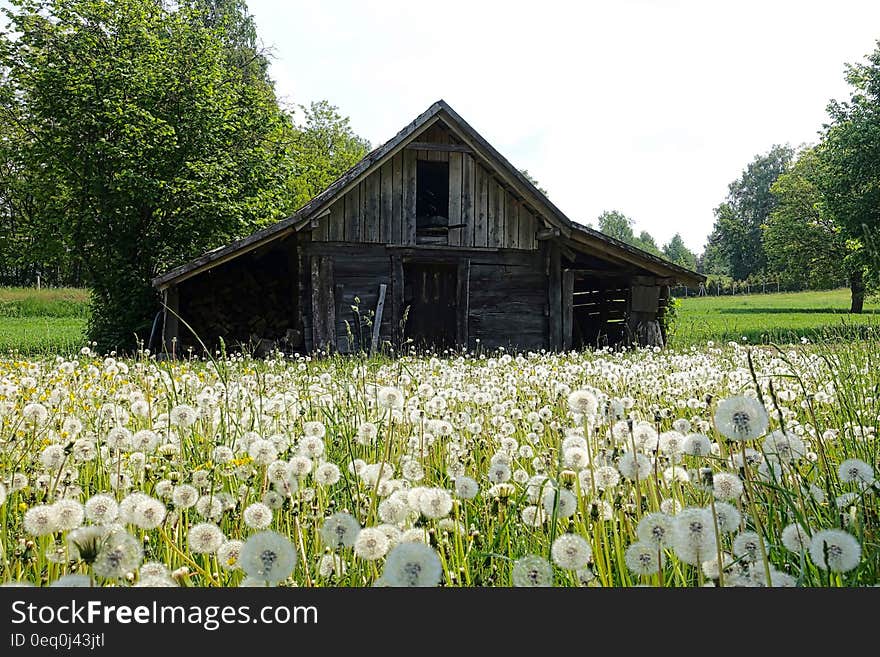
1,286,878,353
0,287,89,354
672,288,880,345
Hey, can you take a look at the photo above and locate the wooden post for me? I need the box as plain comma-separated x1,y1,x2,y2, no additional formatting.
310,256,336,352
370,283,387,355
562,269,574,351
164,286,179,357
456,258,470,349
548,243,562,350
391,255,404,347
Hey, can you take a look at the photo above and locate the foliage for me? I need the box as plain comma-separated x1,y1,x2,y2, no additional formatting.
596,210,665,257
662,233,697,270
763,146,851,291
287,100,371,211
0,0,297,352
708,145,794,281
818,40,880,309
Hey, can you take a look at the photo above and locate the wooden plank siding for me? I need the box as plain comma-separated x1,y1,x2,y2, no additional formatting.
311,120,540,251
301,241,547,354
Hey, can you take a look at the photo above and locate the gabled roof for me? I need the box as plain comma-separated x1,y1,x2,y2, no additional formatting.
153,100,705,289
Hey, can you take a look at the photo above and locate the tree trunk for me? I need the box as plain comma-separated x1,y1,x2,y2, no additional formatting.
850,269,865,314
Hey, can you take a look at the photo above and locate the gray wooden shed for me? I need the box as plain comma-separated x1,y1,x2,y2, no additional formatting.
152,100,705,355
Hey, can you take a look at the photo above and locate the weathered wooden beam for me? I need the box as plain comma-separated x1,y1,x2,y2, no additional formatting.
562,269,574,351
536,227,560,240
391,255,404,347
405,142,473,153
548,243,562,350
457,259,470,348
370,283,387,355
310,256,336,352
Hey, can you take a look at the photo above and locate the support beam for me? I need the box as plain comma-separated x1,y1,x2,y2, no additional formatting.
536,227,560,240
562,269,574,351
391,255,404,347
457,258,470,349
404,142,473,153
548,243,562,350
370,283,387,355
310,256,336,352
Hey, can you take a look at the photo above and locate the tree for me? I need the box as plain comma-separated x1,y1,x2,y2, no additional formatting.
763,146,854,297
662,233,697,270
819,41,880,313
288,101,371,210
634,230,662,257
1,0,296,350
709,145,794,281
597,210,636,243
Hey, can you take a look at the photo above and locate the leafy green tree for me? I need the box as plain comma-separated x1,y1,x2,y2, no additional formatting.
597,210,636,243
763,146,853,295
819,41,880,313
709,144,794,280
634,230,663,257
288,100,370,210
0,0,296,350
662,233,697,270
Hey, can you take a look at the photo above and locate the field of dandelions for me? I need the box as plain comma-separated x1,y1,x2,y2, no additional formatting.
0,340,878,587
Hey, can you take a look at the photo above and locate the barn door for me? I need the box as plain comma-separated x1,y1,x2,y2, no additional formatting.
402,262,460,350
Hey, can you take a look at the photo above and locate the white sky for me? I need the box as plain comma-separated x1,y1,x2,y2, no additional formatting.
249,0,880,253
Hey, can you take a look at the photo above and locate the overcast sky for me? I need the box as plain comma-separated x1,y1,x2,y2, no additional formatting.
247,0,880,253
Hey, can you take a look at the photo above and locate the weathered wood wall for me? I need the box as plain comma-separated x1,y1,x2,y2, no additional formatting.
311,120,539,250
299,241,548,354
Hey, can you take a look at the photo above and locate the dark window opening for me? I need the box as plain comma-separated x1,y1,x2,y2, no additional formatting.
416,160,449,232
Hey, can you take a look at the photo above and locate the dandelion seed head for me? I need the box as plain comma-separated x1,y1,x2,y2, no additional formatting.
551,534,592,570
809,529,861,572
512,555,553,587
320,512,361,549
239,531,298,585
383,542,442,587
187,522,225,554
714,396,769,442
625,541,664,576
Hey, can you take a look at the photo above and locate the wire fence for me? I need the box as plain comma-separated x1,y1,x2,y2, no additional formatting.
671,279,852,298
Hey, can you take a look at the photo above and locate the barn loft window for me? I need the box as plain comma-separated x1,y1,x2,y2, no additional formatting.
416,160,449,232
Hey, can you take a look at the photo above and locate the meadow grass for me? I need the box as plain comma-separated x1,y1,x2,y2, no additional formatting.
672,288,880,345
0,287,89,355
0,338,877,587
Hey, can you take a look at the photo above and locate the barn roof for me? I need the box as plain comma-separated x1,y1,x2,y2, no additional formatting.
152,100,705,289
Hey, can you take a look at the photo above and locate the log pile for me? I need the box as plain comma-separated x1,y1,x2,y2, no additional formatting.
177,247,304,354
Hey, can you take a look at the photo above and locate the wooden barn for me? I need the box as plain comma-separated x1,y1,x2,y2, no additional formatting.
152,100,705,356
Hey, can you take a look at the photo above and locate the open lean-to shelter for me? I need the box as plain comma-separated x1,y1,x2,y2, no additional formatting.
152,100,705,356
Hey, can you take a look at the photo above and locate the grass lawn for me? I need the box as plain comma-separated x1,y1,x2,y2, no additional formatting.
2,285,879,353
0,287,89,354
671,287,880,345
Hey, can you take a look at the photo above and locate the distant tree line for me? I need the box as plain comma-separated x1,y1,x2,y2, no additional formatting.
591,210,698,271
700,43,880,313
0,0,369,349
595,41,880,314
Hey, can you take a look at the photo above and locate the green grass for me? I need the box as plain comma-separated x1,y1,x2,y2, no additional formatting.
671,288,880,345
0,287,89,354
0,286,91,318
1,286,877,354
